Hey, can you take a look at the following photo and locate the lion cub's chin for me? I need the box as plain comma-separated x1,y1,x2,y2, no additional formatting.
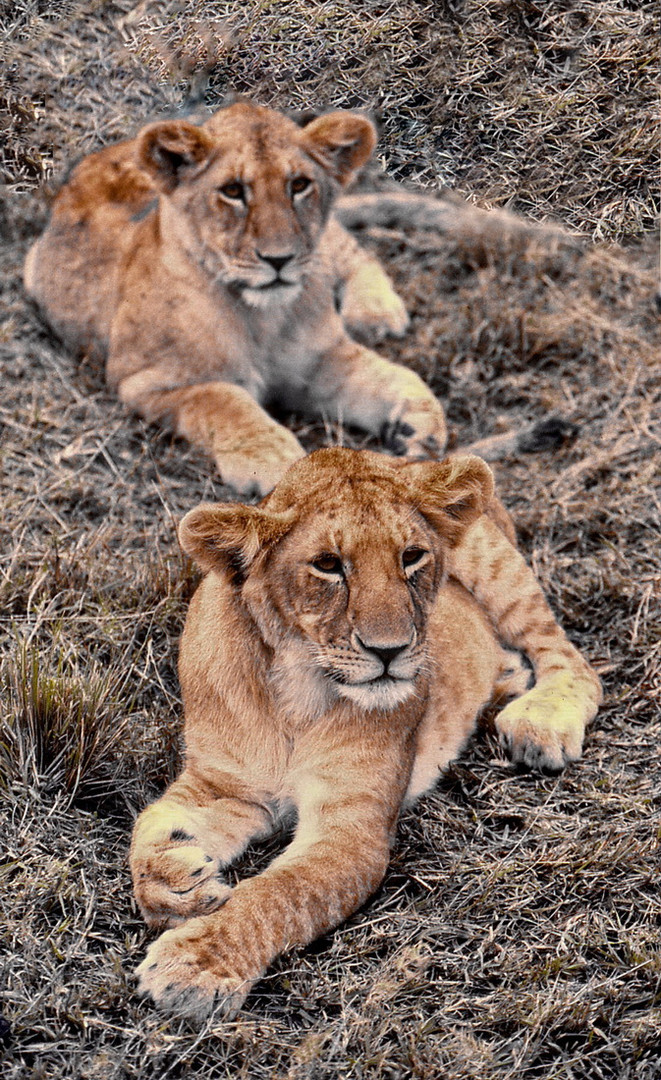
270,646,417,719
335,677,417,711
241,282,303,309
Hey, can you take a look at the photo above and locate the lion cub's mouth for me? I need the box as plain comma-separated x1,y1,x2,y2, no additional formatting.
256,278,298,291
333,673,418,710
241,279,303,307
334,672,409,688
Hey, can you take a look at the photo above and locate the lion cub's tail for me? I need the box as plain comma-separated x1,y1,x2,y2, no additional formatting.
335,189,579,248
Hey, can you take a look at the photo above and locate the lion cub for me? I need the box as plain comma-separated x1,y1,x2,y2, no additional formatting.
25,101,445,497
131,448,601,1020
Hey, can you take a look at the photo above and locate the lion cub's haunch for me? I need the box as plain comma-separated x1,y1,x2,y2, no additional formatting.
24,101,445,497
131,448,601,1020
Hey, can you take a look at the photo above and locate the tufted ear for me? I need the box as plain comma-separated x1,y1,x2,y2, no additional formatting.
406,455,495,545
301,111,377,186
179,502,296,581
136,120,215,192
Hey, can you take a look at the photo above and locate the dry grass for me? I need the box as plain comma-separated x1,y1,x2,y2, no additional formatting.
1,1,659,1078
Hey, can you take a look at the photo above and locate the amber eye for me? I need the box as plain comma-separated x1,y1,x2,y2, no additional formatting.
311,553,343,575
291,176,311,196
402,547,427,570
219,181,245,202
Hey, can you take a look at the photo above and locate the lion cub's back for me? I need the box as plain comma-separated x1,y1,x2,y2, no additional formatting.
24,139,157,358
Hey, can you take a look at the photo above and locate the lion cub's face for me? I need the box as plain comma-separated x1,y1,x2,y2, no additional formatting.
136,103,376,307
180,449,495,715
258,483,442,711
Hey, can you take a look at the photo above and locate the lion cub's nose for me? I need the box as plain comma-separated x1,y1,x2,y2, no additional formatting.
356,638,409,672
256,251,295,273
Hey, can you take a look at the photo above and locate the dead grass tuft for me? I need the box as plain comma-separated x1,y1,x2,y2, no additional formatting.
1,641,137,802
0,2,659,1078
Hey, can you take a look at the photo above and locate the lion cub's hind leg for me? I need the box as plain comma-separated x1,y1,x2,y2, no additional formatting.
450,516,602,773
311,340,448,460
130,777,273,929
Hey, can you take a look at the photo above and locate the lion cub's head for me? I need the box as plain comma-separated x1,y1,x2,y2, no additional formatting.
135,102,376,306
179,449,494,716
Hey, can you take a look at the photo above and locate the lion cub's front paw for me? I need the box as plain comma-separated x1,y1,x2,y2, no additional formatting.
382,401,447,461
136,917,254,1021
496,677,587,773
217,427,306,498
343,288,409,343
133,841,232,929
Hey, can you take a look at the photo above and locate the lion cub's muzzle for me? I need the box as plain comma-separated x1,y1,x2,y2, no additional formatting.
234,247,310,302
325,629,423,710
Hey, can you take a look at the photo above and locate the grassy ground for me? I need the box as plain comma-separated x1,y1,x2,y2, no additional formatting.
1,1,659,1077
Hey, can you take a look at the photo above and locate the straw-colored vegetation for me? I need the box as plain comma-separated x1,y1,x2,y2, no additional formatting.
0,1,659,1077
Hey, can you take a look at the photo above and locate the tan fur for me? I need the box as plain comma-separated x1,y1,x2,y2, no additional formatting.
24,102,440,498
130,448,601,1020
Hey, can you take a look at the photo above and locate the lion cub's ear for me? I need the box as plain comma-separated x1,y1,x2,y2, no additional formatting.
137,120,215,192
301,112,377,186
407,455,495,544
179,502,295,579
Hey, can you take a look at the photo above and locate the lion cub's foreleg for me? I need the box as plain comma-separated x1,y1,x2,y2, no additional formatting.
325,219,409,342
135,765,399,1021
311,340,447,458
130,772,274,929
340,259,410,342
450,517,602,771
118,374,305,498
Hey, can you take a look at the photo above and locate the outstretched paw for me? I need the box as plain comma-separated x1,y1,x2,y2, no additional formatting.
341,266,410,343
133,834,232,929
381,416,445,460
496,679,587,773
217,429,305,499
136,917,253,1021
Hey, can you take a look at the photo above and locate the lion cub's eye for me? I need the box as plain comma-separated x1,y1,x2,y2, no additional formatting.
290,176,312,196
402,547,427,571
311,553,343,575
219,181,246,203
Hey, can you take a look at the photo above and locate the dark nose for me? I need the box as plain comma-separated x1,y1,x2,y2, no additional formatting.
356,638,408,671
256,251,294,273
